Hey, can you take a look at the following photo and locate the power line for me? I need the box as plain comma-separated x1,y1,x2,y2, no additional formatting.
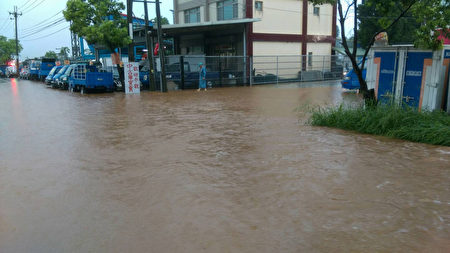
21,25,69,41
20,18,66,38
0,17,12,33
22,0,48,14
19,0,39,12
18,0,34,10
21,17,65,37
20,10,64,32
21,16,65,35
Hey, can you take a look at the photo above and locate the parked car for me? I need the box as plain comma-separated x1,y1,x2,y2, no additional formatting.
68,63,114,94
57,65,74,90
45,66,63,85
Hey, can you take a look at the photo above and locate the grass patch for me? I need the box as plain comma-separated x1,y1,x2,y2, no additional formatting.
310,104,450,146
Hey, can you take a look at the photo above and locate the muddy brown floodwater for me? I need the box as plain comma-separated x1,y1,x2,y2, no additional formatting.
0,78,449,253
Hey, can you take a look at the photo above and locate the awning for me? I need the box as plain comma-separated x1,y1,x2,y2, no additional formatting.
160,18,261,36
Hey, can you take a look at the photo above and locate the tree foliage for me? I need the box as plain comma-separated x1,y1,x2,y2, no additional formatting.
309,0,450,101
358,0,420,48
63,0,130,52
152,16,170,26
58,47,70,60
0,35,22,64
44,51,58,59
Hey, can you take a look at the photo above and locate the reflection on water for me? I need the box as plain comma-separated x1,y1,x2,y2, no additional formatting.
0,79,449,252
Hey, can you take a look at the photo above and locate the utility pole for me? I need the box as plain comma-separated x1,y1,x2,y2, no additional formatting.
70,22,81,59
155,0,167,92
143,0,156,91
9,6,22,75
127,0,135,62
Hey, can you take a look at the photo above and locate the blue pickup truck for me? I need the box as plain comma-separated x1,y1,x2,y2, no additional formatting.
29,60,41,80
341,61,367,90
38,58,56,81
45,65,64,85
68,63,114,94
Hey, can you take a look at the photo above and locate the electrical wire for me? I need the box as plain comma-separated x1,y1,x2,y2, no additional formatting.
19,0,39,12
20,18,66,38
22,0,48,15
20,11,64,33
0,16,12,33
21,25,69,41
18,0,34,10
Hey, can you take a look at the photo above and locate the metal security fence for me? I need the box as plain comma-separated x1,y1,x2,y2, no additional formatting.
252,55,345,85
142,54,346,90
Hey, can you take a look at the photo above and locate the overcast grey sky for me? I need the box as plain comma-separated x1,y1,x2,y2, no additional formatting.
0,0,174,59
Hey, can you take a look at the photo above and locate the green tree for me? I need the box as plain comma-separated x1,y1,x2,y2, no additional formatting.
358,1,420,48
63,0,130,56
0,35,22,64
44,50,58,59
151,16,169,26
58,47,70,60
309,0,450,102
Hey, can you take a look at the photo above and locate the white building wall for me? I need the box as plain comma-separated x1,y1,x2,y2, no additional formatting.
209,2,217,21
200,6,205,22
253,0,302,35
253,41,302,55
178,12,185,24
306,43,332,55
307,3,333,36
306,43,332,70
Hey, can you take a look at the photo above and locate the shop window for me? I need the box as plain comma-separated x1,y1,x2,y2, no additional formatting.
184,7,200,23
217,0,238,21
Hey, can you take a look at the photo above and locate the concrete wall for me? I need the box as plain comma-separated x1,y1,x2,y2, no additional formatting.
253,0,303,35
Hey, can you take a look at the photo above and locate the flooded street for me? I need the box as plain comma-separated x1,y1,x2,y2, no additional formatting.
1,78,449,252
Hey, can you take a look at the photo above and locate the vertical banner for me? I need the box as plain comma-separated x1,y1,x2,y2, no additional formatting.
125,62,140,94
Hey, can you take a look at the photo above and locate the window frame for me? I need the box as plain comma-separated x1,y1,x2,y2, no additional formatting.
313,6,320,16
184,7,200,24
255,1,263,11
217,0,238,21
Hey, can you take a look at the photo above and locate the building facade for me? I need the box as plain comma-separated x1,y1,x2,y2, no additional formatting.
170,0,336,57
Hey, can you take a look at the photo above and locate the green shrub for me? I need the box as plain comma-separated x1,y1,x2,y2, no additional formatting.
310,104,450,146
